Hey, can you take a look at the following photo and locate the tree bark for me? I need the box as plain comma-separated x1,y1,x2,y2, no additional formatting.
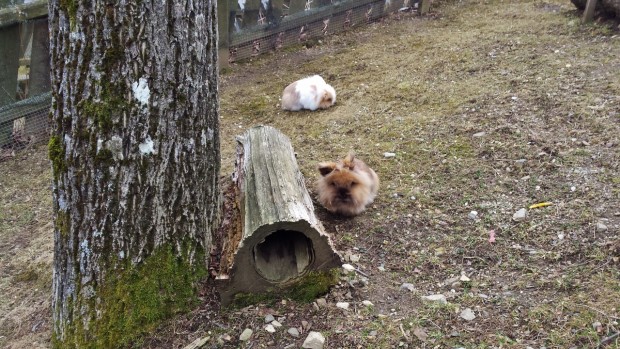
48,0,220,347
571,0,620,18
217,126,342,306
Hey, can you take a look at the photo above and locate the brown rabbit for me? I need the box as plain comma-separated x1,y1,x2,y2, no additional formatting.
317,153,379,216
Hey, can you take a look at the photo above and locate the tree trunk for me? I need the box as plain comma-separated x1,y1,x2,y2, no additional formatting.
571,0,620,17
48,0,220,347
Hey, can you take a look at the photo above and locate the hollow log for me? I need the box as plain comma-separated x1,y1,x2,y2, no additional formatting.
217,125,342,306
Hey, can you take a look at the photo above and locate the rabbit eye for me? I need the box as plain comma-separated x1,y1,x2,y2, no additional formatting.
330,182,336,187
351,182,358,187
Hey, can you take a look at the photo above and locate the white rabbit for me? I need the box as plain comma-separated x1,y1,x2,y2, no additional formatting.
281,75,336,111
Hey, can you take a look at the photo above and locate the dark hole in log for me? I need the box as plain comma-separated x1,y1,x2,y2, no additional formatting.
253,230,314,283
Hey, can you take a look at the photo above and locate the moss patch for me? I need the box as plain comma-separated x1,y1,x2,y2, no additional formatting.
55,245,207,349
48,135,66,180
59,0,78,30
232,269,340,308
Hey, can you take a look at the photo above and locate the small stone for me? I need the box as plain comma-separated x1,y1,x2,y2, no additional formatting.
512,208,527,222
288,327,300,337
336,302,350,310
342,263,356,272
443,275,459,286
400,283,415,292
596,222,608,232
369,330,378,337
301,320,310,330
316,298,327,308
468,211,478,220
265,314,275,323
571,186,576,192
472,131,486,138
302,331,326,349
350,254,361,263
421,294,447,304
265,324,276,333
413,327,428,341
221,334,231,342
271,320,282,328
384,152,396,158
378,265,386,272
459,274,471,282
362,300,374,307
187,337,210,348
239,329,253,341
460,308,476,321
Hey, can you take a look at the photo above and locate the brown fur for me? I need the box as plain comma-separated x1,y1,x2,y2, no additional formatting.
281,81,300,110
317,153,379,216
318,91,334,109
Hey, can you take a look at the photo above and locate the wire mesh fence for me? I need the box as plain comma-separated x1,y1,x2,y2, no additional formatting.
226,0,425,62
0,0,429,159
1,11,50,160
0,92,50,159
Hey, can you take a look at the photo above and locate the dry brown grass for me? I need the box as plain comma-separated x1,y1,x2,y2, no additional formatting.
2,0,619,348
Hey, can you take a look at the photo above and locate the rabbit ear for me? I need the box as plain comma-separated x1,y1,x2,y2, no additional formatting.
343,152,356,169
318,162,337,176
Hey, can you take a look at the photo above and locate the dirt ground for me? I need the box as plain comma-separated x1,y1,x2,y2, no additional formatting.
1,0,619,348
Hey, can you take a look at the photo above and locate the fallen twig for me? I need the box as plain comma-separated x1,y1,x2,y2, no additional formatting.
399,323,410,341
355,268,369,278
598,332,620,349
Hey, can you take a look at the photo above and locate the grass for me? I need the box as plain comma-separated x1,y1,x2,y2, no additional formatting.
0,147,53,348
2,0,620,348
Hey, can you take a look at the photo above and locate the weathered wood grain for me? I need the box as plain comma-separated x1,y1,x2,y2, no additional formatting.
218,126,341,305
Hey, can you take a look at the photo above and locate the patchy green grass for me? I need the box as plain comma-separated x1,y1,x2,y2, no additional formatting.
3,0,620,348
212,0,620,347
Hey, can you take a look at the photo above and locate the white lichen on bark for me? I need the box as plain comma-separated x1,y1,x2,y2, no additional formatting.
131,77,150,106
138,135,155,155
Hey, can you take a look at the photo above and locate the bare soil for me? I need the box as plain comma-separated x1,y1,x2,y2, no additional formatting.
1,0,619,348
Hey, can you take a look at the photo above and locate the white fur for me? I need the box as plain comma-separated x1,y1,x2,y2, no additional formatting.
281,75,336,111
